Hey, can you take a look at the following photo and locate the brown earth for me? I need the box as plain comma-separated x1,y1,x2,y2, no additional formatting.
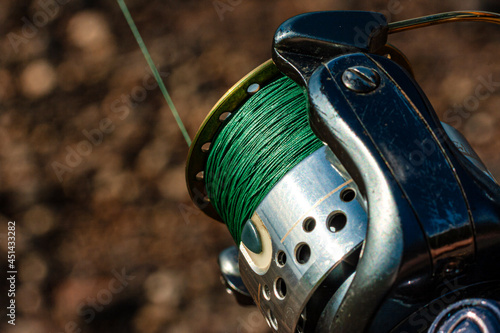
1,0,500,332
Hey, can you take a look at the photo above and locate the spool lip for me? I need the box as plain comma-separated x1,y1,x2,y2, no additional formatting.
185,59,282,222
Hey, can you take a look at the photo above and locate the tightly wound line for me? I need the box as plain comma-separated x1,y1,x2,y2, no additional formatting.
205,77,324,244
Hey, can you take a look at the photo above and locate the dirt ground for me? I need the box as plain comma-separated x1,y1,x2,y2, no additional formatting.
1,0,500,332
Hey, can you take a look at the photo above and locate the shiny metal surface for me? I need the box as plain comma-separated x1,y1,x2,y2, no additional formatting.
306,52,475,332
315,274,355,333
342,66,380,93
238,146,367,332
441,122,497,183
428,299,500,333
218,246,254,306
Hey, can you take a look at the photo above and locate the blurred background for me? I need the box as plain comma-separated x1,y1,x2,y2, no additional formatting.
1,0,500,332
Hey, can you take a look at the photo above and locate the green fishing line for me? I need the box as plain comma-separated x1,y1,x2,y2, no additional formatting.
117,0,191,146
206,76,324,244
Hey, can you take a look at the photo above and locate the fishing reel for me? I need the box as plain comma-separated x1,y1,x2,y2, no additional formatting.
186,11,500,333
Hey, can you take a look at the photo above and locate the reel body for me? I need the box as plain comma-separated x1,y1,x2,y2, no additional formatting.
186,10,500,333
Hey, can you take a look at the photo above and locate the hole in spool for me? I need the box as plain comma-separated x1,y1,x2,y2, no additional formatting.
302,217,316,232
340,188,356,202
247,83,260,95
276,251,286,267
263,284,271,300
219,112,231,121
295,243,311,264
327,212,347,233
195,171,204,181
267,309,278,331
201,142,211,153
275,277,287,299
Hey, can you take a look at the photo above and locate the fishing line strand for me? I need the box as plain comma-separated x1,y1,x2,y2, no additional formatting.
117,0,192,146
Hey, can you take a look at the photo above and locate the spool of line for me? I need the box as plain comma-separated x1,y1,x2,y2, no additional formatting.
205,76,324,244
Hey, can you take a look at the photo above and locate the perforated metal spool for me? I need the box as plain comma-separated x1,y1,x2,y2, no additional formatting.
238,146,368,332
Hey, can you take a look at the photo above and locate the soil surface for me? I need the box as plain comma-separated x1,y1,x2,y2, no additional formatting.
1,0,500,332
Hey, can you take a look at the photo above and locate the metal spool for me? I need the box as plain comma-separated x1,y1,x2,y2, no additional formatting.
238,146,367,332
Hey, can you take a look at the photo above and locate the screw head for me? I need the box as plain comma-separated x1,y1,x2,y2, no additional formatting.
342,66,380,93
443,260,463,277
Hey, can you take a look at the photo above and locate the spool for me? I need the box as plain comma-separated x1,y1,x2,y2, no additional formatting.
205,76,324,244
185,46,413,232
186,60,370,332
186,59,280,222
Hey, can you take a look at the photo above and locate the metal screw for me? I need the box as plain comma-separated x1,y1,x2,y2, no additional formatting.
443,260,463,277
342,66,380,93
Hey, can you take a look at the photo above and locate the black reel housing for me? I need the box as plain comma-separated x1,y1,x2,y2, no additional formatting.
271,10,500,333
